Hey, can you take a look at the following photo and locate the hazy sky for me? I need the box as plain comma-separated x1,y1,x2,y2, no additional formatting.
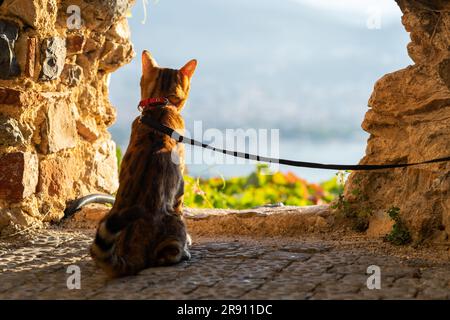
109,0,412,181
291,0,401,17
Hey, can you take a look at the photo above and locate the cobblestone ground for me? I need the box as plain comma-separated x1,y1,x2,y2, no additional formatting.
0,229,449,299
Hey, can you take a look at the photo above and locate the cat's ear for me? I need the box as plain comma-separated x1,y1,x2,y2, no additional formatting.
180,59,197,79
142,50,158,75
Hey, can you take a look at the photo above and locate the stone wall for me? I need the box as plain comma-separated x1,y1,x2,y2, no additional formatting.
0,0,135,233
345,0,450,242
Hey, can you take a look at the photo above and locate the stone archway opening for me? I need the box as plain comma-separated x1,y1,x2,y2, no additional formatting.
1,0,450,301
0,0,448,246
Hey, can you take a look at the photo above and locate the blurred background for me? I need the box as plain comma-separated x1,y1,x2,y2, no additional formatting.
109,0,412,183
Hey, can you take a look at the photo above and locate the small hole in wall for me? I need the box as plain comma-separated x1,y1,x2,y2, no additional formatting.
48,57,56,67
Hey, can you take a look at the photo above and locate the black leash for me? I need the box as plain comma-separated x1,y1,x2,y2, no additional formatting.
140,115,450,171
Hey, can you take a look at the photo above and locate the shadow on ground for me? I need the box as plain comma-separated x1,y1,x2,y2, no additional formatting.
1,229,449,299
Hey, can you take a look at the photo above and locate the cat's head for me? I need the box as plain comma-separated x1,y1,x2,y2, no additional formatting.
140,50,197,112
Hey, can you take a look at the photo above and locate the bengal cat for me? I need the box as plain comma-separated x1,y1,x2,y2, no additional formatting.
90,50,197,278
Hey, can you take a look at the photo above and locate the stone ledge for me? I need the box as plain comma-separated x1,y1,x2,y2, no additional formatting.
185,205,332,237
63,204,333,237
184,205,329,219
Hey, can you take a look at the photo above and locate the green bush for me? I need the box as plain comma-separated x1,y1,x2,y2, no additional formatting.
384,207,412,245
184,164,342,209
116,145,123,173
114,144,341,209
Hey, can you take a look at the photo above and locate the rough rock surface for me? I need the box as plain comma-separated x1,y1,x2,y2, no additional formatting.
0,0,135,233
0,116,24,146
39,37,66,81
345,0,450,242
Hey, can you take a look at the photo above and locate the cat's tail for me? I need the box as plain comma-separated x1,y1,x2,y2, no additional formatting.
90,206,145,277
63,194,115,221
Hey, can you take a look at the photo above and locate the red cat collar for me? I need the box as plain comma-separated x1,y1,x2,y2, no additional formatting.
138,97,169,112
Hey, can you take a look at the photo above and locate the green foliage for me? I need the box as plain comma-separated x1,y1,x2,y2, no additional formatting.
112,144,342,209
384,207,412,246
387,206,400,220
330,174,372,232
184,164,342,209
353,208,372,232
116,145,123,174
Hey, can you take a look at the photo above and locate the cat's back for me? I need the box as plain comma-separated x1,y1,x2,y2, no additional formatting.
114,109,183,210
